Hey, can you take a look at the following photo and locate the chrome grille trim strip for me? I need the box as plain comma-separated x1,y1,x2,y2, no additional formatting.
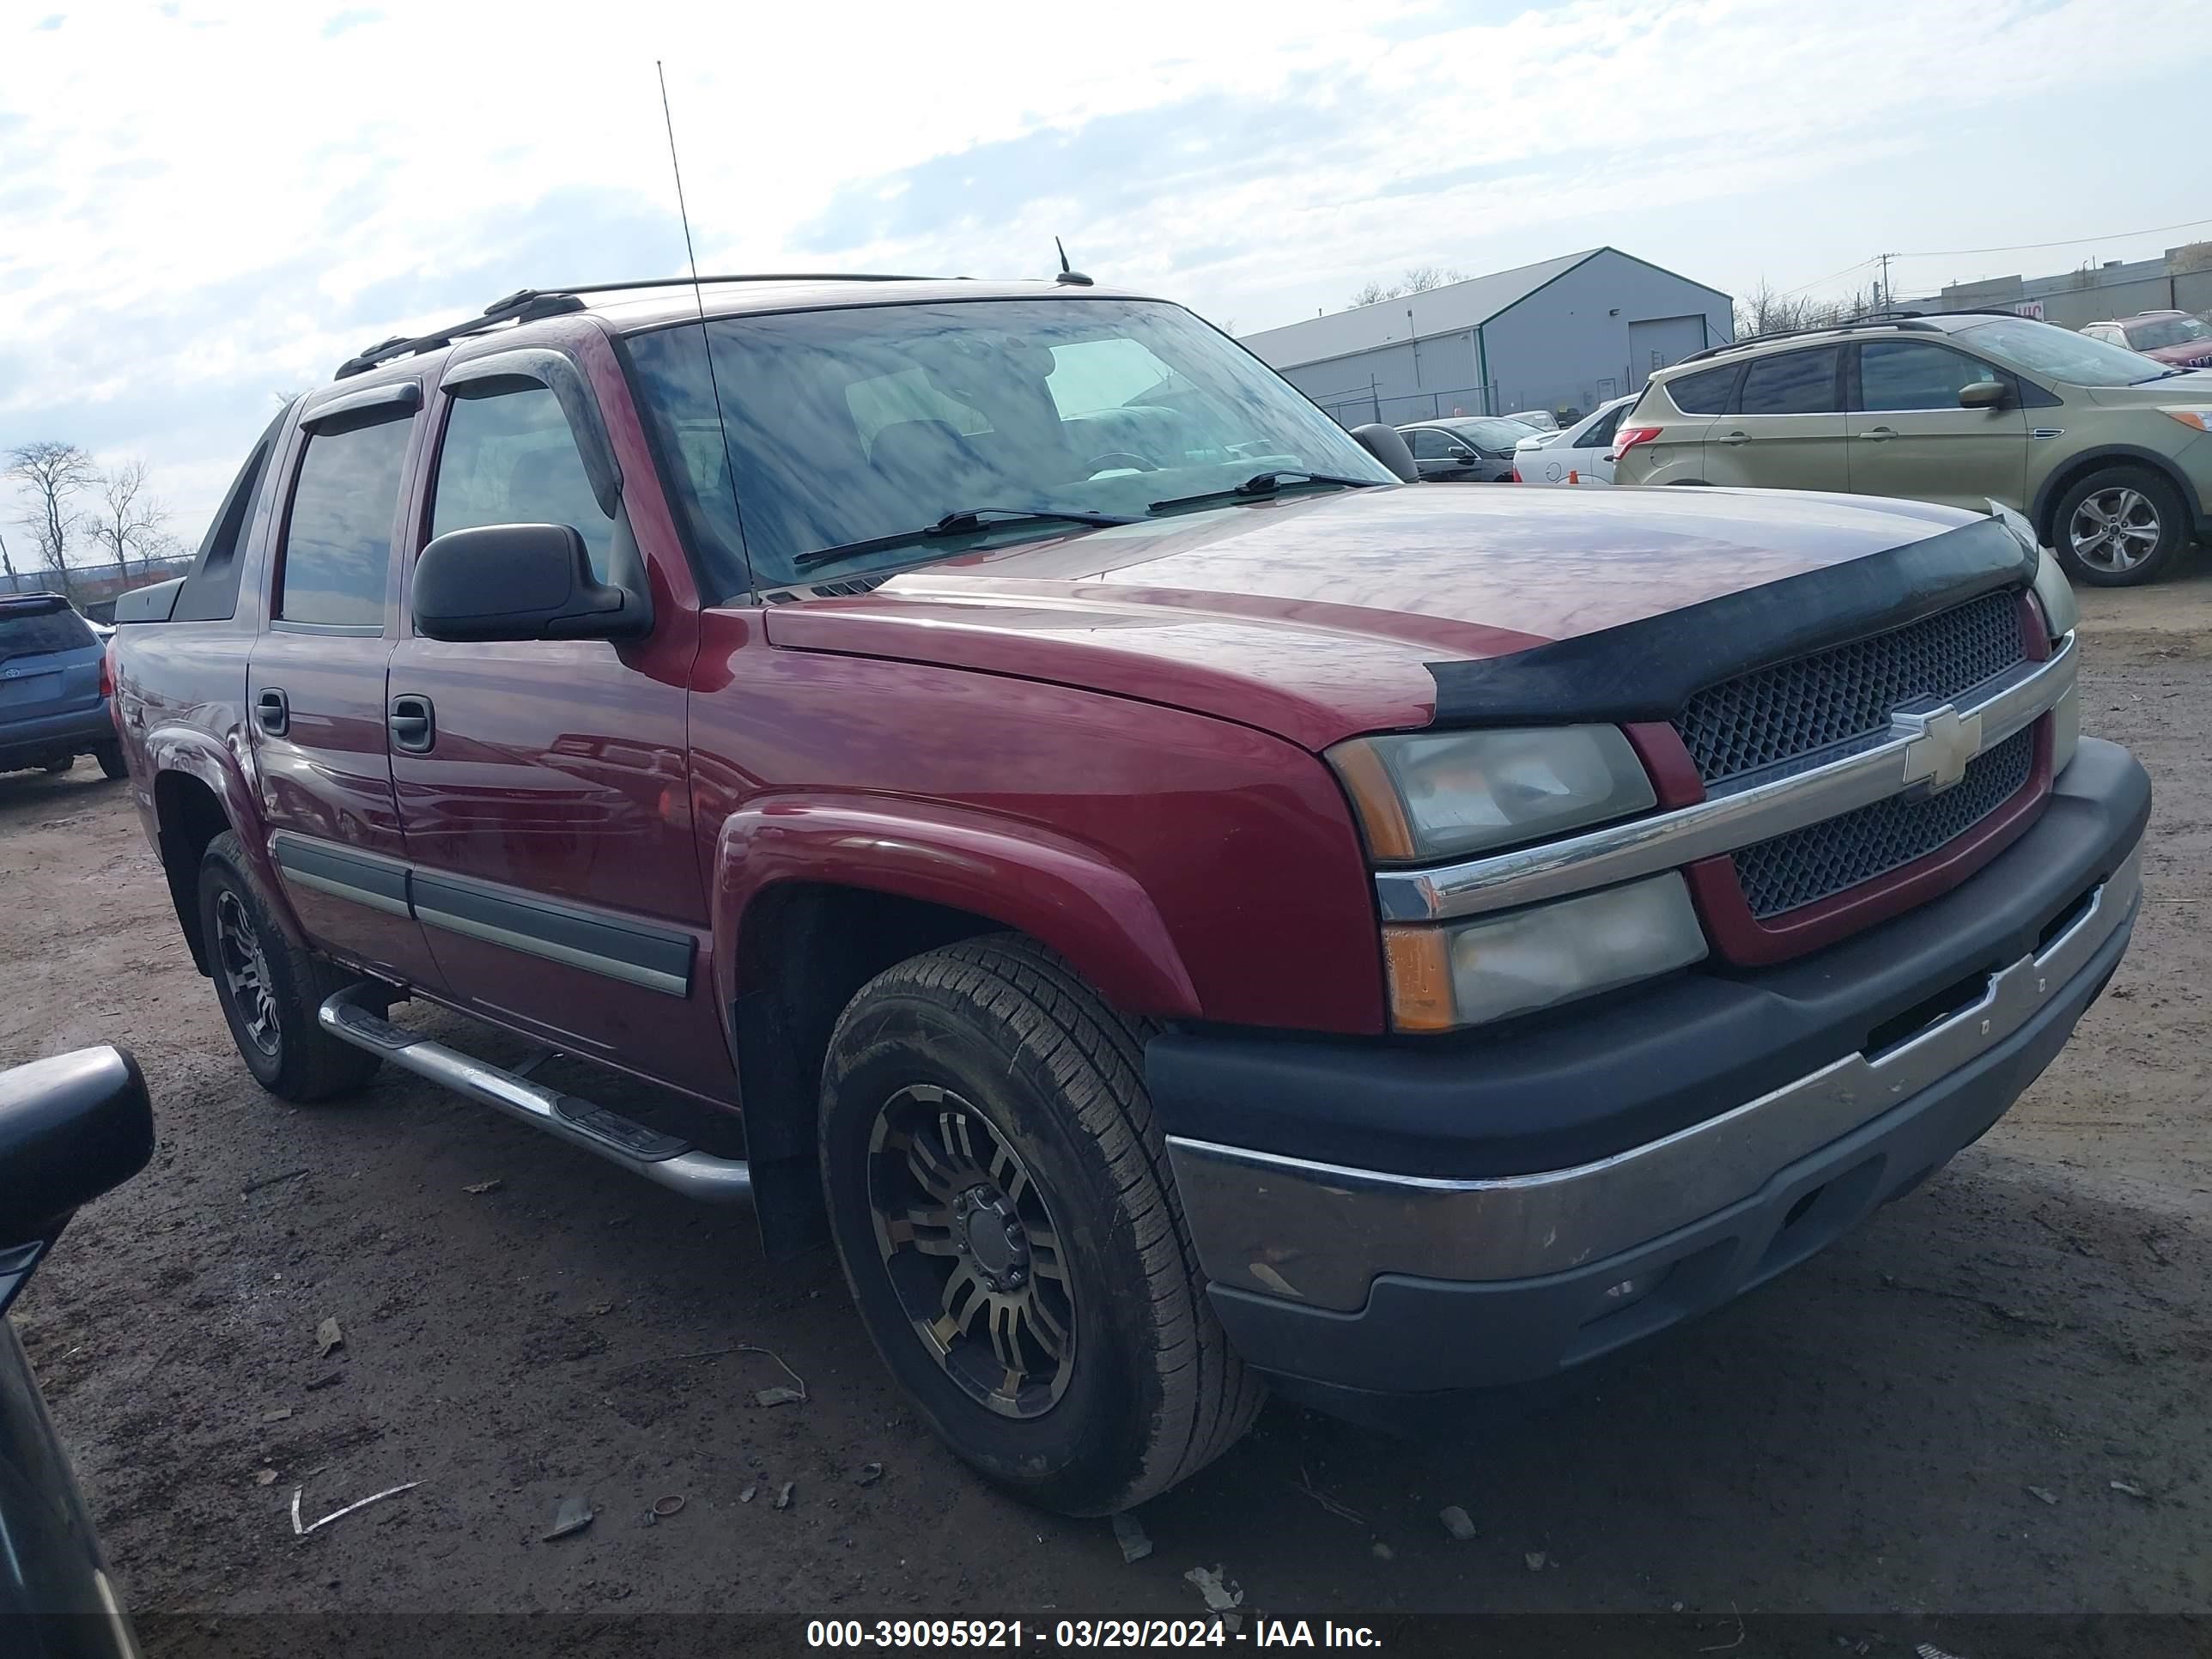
1375,633,2074,925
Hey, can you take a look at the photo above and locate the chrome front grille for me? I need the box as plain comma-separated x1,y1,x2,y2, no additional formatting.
1731,725,2036,920
1674,590,2027,788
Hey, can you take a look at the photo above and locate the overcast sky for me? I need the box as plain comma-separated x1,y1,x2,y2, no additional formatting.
6,0,2210,545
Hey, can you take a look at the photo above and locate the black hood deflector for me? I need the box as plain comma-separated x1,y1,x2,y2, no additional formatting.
1423,515,2037,727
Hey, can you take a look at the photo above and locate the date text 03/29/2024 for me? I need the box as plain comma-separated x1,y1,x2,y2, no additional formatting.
805,1620,1384,1649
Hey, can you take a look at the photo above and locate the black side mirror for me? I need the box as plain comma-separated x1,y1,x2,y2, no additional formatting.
0,1048,154,1253
1351,423,1419,483
412,524,651,643
1959,380,2008,410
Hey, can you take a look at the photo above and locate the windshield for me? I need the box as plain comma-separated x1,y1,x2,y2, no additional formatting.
624,297,1394,592
1952,316,2172,386
0,602,94,665
2125,316,2212,351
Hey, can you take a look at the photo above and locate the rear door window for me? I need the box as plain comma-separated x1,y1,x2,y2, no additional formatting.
1664,365,1737,415
1735,348,1841,415
0,603,94,665
1577,405,1626,448
1406,428,1457,460
1857,341,2004,411
430,386,616,581
276,416,411,628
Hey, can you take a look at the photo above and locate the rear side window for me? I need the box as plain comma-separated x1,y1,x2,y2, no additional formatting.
1664,365,1736,415
430,386,615,581
276,416,411,628
1857,341,2002,411
1735,347,1840,415
1406,428,1460,459
0,603,94,664
1577,405,1626,448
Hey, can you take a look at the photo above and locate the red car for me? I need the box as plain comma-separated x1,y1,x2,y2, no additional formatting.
110,275,2146,1515
2080,309,2212,370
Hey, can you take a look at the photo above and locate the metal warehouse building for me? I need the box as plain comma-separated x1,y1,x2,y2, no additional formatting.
1241,246,1734,428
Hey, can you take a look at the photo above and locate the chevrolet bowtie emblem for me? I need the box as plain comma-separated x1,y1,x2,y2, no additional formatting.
1897,704,1981,794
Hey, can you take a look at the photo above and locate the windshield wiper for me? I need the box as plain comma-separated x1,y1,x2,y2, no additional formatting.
1146,469,1388,515
792,507,1139,572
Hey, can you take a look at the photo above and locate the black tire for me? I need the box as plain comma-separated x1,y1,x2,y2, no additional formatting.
2051,466,2190,586
41,755,72,775
94,744,128,781
819,935,1262,1515
198,831,381,1103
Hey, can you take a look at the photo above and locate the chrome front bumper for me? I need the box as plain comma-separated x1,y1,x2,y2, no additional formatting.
1165,846,2138,1314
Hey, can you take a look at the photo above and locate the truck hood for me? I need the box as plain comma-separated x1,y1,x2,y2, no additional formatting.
760,484,1987,750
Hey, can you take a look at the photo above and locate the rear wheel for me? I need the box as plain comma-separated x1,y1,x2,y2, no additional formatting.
40,755,72,775
94,744,128,781
2052,467,2189,586
198,831,381,1103
819,935,1262,1515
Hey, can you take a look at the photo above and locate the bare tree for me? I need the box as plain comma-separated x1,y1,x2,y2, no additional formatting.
6,441,96,599
93,459,169,582
1732,278,1885,342
0,528,16,588
1346,266,1472,309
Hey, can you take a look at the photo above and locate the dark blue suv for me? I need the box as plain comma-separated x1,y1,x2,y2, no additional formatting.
0,596,124,781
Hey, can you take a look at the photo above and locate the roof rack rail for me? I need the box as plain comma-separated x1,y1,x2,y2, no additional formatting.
333,272,950,380
1674,310,1940,365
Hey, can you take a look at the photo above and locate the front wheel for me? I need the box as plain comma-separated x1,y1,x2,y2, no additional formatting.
2052,467,2190,586
819,936,1262,1515
198,831,381,1103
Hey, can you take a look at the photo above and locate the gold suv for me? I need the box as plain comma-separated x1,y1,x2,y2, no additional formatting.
1613,310,2212,585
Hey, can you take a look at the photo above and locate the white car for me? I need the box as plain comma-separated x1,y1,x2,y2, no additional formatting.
1499,408,1559,432
1511,393,1636,485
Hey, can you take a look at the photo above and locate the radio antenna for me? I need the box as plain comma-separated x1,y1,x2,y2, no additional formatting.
655,61,753,591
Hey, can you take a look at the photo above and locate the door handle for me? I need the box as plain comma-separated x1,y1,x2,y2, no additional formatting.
388,694,435,754
1721,430,1750,446
1857,427,1898,441
254,688,289,737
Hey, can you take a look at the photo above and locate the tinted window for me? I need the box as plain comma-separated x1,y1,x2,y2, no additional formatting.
1665,365,1736,414
1858,342,2002,411
623,299,1391,590
277,416,410,626
1406,428,1462,460
1735,348,1840,416
1577,405,1626,448
0,603,94,664
431,386,614,581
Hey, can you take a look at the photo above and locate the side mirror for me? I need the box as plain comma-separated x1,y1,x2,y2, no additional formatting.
412,524,650,643
1959,380,2008,410
0,1048,154,1252
1351,423,1419,483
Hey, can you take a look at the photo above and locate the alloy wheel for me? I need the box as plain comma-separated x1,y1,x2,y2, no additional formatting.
866,1083,1076,1419
2069,486,2162,574
215,889,281,1056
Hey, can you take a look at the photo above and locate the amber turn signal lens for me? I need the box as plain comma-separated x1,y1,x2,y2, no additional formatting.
1382,926,1455,1033
1328,739,1417,862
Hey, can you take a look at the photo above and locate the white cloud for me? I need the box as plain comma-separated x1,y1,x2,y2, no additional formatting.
4,0,2209,537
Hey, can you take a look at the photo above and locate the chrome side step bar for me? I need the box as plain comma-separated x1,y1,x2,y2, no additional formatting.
318,985,753,1204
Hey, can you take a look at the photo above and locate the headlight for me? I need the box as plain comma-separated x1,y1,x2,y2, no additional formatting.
1382,874,1707,1030
2051,683,2079,775
1329,726,1656,863
1990,498,2078,642
2033,547,2078,640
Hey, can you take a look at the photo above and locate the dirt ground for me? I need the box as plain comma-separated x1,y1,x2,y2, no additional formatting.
3,569,2209,1655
